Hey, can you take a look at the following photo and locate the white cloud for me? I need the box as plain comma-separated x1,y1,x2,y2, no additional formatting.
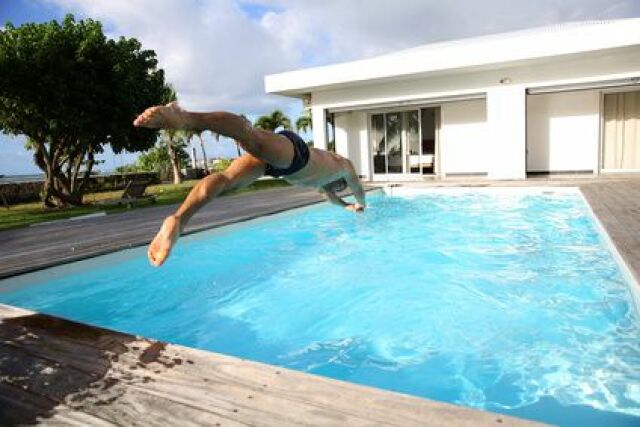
44,0,640,113
255,0,640,65
46,0,299,115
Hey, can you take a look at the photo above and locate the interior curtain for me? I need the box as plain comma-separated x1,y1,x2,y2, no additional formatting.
603,91,640,169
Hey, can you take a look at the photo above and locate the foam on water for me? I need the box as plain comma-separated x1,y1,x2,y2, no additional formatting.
1,190,639,426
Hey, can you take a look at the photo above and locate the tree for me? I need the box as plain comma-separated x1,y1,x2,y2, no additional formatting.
185,129,210,174
254,110,292,132
160,129,190,184
137,142,189,181
158,87,188,184
0,15,167,207
295,109,312,133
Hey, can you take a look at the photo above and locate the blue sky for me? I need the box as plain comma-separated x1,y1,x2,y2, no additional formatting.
1,0,640,175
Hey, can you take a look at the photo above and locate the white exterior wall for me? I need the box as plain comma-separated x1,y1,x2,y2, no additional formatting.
526,91,600,172
334,112,369,176
440,100,488,175
297,43,640,181
487,86,527,179
311,106,327,150
334,113,349,157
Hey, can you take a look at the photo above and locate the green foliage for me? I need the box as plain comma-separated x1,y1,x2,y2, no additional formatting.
212,158,233,172
254,110,292,132
295,109,312,133
137,142,189,181
114,164,141,174
0,178,291,230
0,14,167,206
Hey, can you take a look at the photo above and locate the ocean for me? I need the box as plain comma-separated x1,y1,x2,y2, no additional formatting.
0,174,45,184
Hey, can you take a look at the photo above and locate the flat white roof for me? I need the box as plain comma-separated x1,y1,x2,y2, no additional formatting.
265,19,640,96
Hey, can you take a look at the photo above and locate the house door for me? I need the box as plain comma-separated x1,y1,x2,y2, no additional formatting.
370,108,438,178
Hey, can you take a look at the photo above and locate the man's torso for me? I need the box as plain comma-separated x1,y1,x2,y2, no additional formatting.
284,148,349,189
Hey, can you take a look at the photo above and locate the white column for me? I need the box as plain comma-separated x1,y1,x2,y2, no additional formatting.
334,113,350,158
487,86,527,180
311,106,327,150
355,112,370,178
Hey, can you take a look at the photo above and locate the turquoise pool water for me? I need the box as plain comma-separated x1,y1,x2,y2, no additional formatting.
1,189,639,426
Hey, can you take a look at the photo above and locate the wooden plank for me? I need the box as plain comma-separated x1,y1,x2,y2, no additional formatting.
580,180,640,288
0,304,542,426
0,186,378,279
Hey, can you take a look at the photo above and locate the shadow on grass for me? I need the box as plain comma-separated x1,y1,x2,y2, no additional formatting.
0,179,291,231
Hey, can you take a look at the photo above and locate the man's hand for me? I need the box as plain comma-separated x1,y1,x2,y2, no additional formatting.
148,215,181,267
345,203,365,213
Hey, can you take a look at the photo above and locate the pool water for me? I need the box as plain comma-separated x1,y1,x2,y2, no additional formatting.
1,189,639,426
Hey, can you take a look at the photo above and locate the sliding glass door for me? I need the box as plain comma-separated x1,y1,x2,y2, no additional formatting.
386,113,402,173
370,108,437,177
405,111,421,175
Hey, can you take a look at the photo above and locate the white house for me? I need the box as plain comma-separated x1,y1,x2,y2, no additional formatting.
265,19,640,181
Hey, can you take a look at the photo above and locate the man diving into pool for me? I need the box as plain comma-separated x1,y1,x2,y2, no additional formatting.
133,102,367,267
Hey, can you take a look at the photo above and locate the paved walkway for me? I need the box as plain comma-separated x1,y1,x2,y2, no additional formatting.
0,187,331,279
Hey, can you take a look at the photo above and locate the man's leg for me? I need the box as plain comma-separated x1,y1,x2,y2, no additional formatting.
134,103,295,169
147,154,266,267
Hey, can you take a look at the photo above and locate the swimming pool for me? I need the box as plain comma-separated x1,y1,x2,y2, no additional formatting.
1,188,639,426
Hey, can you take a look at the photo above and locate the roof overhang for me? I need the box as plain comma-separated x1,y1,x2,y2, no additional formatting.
265,19,640,97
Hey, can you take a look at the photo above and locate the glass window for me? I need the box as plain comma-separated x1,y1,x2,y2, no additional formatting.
371,114,386,173
386,113,402,173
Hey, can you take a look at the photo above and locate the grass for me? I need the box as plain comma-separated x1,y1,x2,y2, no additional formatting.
0,178,291,231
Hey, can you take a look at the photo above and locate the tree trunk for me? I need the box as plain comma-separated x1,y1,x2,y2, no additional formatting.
198,135,209,174
167,142,183,185
33,141,92,207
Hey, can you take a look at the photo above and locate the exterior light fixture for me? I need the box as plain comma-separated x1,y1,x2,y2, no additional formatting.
499,77,512,84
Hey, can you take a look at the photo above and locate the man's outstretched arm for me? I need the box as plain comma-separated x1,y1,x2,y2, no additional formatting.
343,162,366,209
147,155,265,267
322,189,349,208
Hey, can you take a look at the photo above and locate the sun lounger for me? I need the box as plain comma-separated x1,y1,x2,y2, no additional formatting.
96,180,156,208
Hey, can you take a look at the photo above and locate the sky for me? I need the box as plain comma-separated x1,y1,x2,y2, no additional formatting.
1,0,640,175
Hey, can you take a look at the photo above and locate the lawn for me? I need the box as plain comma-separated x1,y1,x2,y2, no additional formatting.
0,178,290,231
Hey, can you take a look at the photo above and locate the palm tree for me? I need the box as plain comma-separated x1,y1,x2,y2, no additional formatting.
185,129,210,174
254,110,292,132
159,85,185,184
295,109,312,133
197,131,210,173
160,129,188,184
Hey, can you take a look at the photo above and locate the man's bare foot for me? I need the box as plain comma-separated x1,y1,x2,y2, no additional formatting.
148,215,181,267
133,102,188,129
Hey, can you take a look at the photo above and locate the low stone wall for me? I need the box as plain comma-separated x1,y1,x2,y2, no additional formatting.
0,172,160,205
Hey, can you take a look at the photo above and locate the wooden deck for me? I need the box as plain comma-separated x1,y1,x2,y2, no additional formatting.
0,304,539,426
580,180,640,286
2,178,640,425
0,186,331,279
